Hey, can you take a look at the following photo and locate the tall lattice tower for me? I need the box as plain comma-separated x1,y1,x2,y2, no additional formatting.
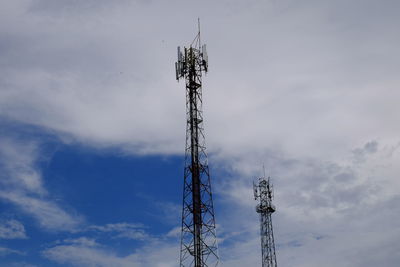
175,22,219,267
253,174,278,267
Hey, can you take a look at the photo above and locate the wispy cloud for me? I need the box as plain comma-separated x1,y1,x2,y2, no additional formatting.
0,219,27,239
7,262,38,267
0,191,83,231
0,137,84,231
42,235,179,267
0,246,24,256
57,237,100,247
43,240,132,267
88,222,151,241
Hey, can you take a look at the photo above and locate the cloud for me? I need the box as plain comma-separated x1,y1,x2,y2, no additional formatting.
42,235,180,267
1,0,399,160
0,191,83,232
7,262,38,267
0,0,186,154
0,0,399,160
214,140,400,266
352,140,379,163
0,246,24,256
0,137,45,195
41,222,181,266
0,219,27,239
0,137,84,231
58,237,100,247
43,242,132,267
88,223,151,241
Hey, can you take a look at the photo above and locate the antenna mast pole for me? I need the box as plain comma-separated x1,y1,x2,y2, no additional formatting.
175,22,218,267
254,174,278,267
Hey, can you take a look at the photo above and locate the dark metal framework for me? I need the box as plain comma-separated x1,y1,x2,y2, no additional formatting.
254,175,278,267
175,25,218,267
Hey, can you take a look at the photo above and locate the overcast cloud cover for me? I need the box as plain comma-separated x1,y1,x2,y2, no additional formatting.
0,0,399,266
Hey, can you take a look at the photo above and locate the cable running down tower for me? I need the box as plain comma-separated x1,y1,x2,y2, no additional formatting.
254,174,278,267
175,23,219,267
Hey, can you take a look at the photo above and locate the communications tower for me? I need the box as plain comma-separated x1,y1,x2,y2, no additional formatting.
253,174,277,267
175,22,219,267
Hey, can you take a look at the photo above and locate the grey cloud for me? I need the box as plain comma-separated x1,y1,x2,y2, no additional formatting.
1,0,399,158
28,0,131,15
213,140,400,266
352,140,379,163
364,141,378,154
333,172,354,183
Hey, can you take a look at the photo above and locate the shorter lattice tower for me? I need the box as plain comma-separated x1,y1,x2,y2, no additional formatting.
253,173,278,267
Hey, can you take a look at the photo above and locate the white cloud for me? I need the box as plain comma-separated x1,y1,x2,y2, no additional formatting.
0,191,83,232
42,235,179,267
0,138,45,195
0,137,84,231
0,246,24,256
59,237,99,247
0,219,27,239
43,243,132,267
88,222,151,240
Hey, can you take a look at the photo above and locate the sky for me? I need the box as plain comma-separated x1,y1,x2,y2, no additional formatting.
0,0,400,266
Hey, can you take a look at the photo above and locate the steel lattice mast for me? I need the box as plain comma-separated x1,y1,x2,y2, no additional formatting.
175,22,219,267
253,174,278,267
